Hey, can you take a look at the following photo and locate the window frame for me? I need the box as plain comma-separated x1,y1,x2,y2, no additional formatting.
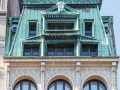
48,79,72,90
84,19,94,37
23,43,40,56
28,20,38,37
13,79,37,90
43,14,80,31
83,79,107,90
81,44,98,56
47,43,75,56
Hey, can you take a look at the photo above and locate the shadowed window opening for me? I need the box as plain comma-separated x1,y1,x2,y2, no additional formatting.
82,44,98,56
48,79,72,90
83,80,106,90
48,23,74,30
29,22,36,37
85,22,92,36
13,80,37,90
47,44,74,56
24,44,39,56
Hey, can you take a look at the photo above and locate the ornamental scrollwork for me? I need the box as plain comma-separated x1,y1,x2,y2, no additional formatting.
9,69,41,90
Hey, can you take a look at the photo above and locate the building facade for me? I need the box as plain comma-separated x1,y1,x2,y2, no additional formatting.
1,0,119,90
0,0,8,89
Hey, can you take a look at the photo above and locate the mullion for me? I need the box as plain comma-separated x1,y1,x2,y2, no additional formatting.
29,81,31,90
63,82,65,90
97,81,99,90
31,48,32,56
20,81,22,90
89,81,91,90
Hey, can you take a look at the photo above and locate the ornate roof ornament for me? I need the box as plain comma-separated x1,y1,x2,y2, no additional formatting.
56,1,65,13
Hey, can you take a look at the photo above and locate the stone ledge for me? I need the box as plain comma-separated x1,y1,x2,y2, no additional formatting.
4,56,119,62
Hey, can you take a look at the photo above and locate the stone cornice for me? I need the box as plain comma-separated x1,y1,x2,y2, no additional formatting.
4,56,119,62
7,61,117,67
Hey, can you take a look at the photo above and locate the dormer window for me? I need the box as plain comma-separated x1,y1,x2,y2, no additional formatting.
23,44,39,56
82,44,98,56
29,22,36,37
85,22,92,36
47,44,74,56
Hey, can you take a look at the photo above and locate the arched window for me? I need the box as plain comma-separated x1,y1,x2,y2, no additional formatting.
83,79,107,90
48,79,72,90
13,79,37,90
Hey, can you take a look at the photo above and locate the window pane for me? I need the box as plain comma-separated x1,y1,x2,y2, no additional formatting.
24,49,31,56
90,50,97,56
65,83,71,90
91,81,97,90
48,49,55,56
15,84,20,90
57,81,63,90
66,49,73,56
57,48,64,56
32,49,39,56
84,83,89,90
22,81,29,90
99,83,106,90
49,83,55,90
82,49,88,56
85,30,92,36
85,22,92,36
29,22,36,37
31,83,37,90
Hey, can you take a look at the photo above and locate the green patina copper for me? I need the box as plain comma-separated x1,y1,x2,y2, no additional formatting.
5,0,116,57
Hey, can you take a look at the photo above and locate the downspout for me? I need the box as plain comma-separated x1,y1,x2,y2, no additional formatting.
8,6,25,56
96,6,113,56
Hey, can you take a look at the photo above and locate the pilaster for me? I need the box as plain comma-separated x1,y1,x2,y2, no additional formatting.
41,62,45,90
111,62,117,90
5,62,10,90
75,62,81,90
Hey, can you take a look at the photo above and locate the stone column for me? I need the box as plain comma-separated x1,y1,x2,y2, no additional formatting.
75,62,81,90
111,62,117,90
5,62,10,90
40,62,45,90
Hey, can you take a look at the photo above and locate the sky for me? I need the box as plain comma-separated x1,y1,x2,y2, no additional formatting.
100,0,120,89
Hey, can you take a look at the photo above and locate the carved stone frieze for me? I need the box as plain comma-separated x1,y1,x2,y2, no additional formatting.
45,69,75,90
80,68,111,90
9,68,41,90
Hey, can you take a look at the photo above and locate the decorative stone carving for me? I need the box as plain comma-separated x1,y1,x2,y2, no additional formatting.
111,67,116,72
56,1,65,13
45,69,75,90
9,69,41,90
76,66,80,72
80,69,111,90
41,62,45,90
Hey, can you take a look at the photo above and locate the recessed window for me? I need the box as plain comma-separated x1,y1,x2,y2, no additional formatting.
82,44,98,56
47,44,74,56
29,22,36,37
83,80,106,90
13,80,37,90
24,44,39,56
48,23,74,30
85,22,92,36
48,79,72,90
